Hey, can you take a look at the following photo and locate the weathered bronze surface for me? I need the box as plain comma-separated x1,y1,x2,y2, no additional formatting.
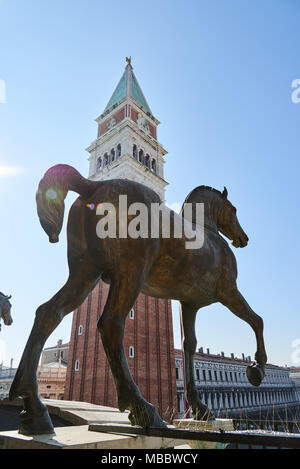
10,164,267,435
0,292,13,331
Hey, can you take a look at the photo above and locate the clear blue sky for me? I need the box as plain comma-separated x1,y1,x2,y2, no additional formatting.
0,0,299,368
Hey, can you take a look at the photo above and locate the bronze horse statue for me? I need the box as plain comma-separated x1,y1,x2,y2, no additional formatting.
0,292,13,331
10,164,267,435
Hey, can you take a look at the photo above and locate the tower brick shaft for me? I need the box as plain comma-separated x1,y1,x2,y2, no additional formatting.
64,59,177,421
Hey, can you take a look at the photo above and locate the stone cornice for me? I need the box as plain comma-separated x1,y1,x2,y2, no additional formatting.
96,96,160,126
86,119,168,157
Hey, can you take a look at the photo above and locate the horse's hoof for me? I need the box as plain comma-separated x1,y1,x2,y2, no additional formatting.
246,363,264,387
128,401,167,428
18,408,55,436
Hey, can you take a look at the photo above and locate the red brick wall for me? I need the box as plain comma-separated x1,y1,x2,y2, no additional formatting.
98,107,126,137
130,107,157,139
65,280,177,422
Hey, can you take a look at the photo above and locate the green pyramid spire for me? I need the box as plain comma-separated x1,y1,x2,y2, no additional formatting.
104,58,152,114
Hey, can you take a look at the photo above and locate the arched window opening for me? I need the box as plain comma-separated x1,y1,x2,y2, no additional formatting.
133,145,137,159
117,144,121,158
151,158,156,173
139,149,144,164
110,148,115,162
104,153,109,166
97,157,102,171
145,154,150,169
129,346,135,358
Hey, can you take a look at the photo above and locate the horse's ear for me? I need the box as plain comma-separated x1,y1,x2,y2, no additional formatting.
6,295,11,299
222,187,228,200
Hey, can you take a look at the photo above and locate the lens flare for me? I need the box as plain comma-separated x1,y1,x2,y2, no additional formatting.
45,189,58,201
0,166,20,176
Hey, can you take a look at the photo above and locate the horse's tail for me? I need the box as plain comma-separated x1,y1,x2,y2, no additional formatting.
36,164,94,243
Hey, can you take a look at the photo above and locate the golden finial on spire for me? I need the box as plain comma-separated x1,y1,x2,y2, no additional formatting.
126,56,132,66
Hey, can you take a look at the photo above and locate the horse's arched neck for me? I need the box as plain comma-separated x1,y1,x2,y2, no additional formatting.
203,201,221,235
182,188,223,235
203,215,219,235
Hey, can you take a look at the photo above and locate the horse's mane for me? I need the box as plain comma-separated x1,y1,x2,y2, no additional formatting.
181,185,223,212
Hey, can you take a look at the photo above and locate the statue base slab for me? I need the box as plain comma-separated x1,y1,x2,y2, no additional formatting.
0,424,183,449
0,399,189,449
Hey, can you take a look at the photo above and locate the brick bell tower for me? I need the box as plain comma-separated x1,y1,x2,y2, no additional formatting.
64,58,178,422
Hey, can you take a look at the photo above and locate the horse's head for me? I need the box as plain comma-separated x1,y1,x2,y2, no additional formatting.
217,187,249,248
1,294,13,326
182,185,249,248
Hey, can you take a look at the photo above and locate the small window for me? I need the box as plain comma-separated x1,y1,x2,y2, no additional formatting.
117,144,121,158
129,309,135,320
129,346,134,358
78,325,83,335
75,360,80,371
151,159,156,173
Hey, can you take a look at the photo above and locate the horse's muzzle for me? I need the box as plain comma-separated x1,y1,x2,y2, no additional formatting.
49,234,59,243
4,317,13,326
232,234,249,248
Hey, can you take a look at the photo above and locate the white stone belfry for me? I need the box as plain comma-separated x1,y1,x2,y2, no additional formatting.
86,59,168,202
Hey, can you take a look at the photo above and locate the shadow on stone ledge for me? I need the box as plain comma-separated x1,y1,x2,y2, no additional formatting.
0,399,73,431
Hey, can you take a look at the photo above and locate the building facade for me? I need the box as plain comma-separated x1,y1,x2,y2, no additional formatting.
64,59,178,422
37,340,68,400
288,367,300,402
37,361,67,401
0,361,17,400
40,339,69,366
175,348,300,418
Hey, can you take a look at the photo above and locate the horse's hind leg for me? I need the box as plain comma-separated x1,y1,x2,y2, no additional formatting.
218,283,267,387
98,275,166,428
9,265,100,435
180,302,213,420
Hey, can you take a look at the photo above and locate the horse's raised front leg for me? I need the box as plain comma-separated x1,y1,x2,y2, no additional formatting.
180,302,213,420
218,282,267,387
9,266,100,435
98,275,166,428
